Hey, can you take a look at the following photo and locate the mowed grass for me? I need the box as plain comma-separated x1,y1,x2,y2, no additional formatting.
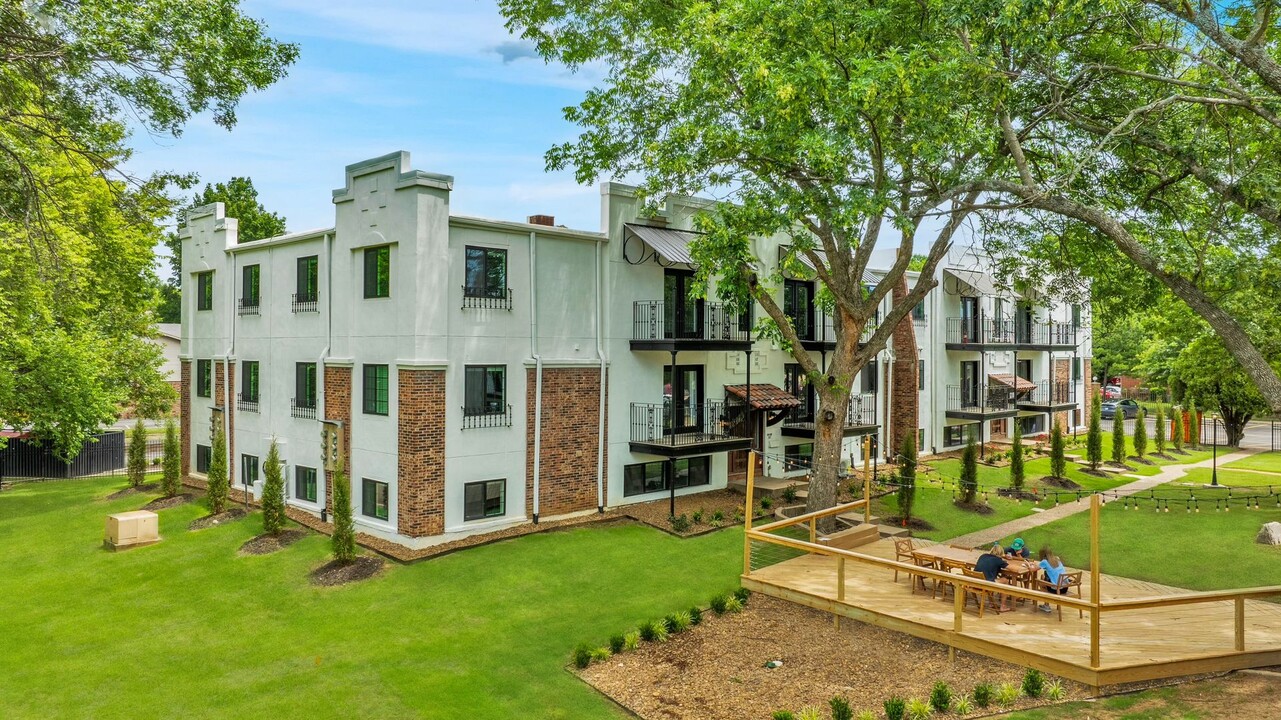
0,478,744,719
871,486,1035,542
1177,466,1281,488
1222,451,1281,473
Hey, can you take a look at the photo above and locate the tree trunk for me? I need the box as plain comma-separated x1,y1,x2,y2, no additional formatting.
806,384,850,533
1222,407,1250,448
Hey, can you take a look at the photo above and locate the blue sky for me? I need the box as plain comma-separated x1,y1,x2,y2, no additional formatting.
129,0,605,269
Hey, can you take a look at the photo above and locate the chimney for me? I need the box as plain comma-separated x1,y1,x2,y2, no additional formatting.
527,214,555,227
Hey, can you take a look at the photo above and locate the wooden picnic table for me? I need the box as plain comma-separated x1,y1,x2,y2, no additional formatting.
911,545,1041,599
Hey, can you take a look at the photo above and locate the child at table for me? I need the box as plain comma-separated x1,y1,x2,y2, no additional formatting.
1037,548,1068,613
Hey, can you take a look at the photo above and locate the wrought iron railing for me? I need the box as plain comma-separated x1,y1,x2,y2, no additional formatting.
462,403,512,429
237,298,260,316
782,392,876,429
629,399,748,445
462,286,513,310
946,317,1014,345
946,384,1016,413
632,301,750,342
291,397,317,419
236,393,260,413
1015,321,1078,346
1019,380,1077,406
292,292,319,313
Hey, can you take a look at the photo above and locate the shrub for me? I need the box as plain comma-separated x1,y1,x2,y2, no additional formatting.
572,644,592,669
972,682,993,708
724,595,744,613
206,424,228,514
667,610,692,633
1009,419,1025,490
952,694,972,715
781,484,798,503
1111,410,1126,464
651,621,669,643
712,509,726,525
904,698,933,720
623,630,640,651
127,420,148,489
1172,405,1185,452
161,418,181,497
709,593,730,614
733,586,751,603
796,708,821,720
639,620,659,642
759,495,774,510
1049,418,1066,478
771,712,795,720
1022,668,1045,698
688,606,703,625
1154,405,1167,455
261,438,286,534
929,682,952,712
1087,392,1103,469
1133,407,1147,458
959,438,978,504
1045,680,1065,701
1188,399,1201,448
995,682,1020,706
883,696,906,720
692,508,704,524
669,513,691,532
855,711,876,720
608,633,626,654
331,470,356,563
897,432,917,523
829,696,853,720
590,647,611,662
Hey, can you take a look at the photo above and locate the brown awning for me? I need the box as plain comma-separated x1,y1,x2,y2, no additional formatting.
724,384,802,410
989,374,1036,393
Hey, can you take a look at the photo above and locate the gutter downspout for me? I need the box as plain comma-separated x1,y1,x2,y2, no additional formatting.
594,239,607,513
318,231,333,517
530,230,542,524
222,248,237,492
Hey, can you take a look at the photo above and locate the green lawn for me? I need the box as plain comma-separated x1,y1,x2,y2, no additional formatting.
1176,466,1281,488
872,486,1036,542
1223,451,1281,473
0,478,744,719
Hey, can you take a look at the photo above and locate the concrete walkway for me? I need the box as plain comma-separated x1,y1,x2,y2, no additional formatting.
942,450,1258,548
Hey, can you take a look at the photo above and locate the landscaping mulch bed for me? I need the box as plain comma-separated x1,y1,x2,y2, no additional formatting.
188,508,248,530
1151,453,1176,461
1129,456,1157,466
579,594,1092,719
1105,461,1137,472
240,529,306,555
106,482,161,499
953,501,996,515
309,556,384,586
1037,475,1082,490
1078,468,1112,479
142,493,194,511
621,489,756,537
880,516,935,531
996,487,1040,501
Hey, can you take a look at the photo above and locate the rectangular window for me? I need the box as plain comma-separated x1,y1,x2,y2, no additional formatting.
362,364,389,415
295,466,317,502
362,478,389,521
861,360,878,393
464,479,506,521
195,444,211,473
463,365,506,415
241,264,260,306
241,361,260,402
296,255,319,301
623,457,711,497
1071,304,1081,328
363,246,391,298
241,454,259,486
784,443,814,469
296,362,317,408
912,301,926,321
464,246,508,299
783,279,814,340
196,271,213,311
917,427,925,449
918,359,925,391
196,359,212,398
1072,358,1081,382
944,425,977,447
784,363,813,420
993,297,1005,321
1016,359,1032,382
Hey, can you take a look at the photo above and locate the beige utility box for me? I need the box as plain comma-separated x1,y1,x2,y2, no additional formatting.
104,510,160,550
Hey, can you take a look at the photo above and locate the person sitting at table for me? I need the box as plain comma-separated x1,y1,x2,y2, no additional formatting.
974,551,1014,612
992,537,1030,559
1037,548,1069,613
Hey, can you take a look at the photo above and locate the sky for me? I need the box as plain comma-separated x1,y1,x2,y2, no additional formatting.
129,0,606,273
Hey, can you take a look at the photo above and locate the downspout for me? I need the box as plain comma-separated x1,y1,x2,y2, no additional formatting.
594,239,607,513
318,232,333,517
530,230,543,523
222,248,237,489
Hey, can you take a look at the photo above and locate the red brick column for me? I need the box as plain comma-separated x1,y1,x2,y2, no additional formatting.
214,361,236,484
180,360,192,477
323,365,352,512
525,367,605,518
397,368,446,537
889,276,920,459
1054,358,1072,431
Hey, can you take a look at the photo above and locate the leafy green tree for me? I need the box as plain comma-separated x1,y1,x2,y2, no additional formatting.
1111,408,1127,464
1133,407,1147,459
959,438,978,505
161,418,181,497
1173,336,1271,447
206,425,228,515
500,0,995,520
1172,405,1185,453
261,438,286,535
1087,393,1104,470
1050,419,1066,479
127,420,149,488
896,432,917,525
1153,405,1166,456
331,471,356,563
1009,418,1024,491
163,177,288,288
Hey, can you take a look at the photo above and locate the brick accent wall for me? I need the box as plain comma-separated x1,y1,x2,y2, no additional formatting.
1054,358,1072,431
889,276,920,459
397,369,446,537
180,360,191,477
323,365,353,512
525,367,606,519
1084,358,1096,402
214,361,235,484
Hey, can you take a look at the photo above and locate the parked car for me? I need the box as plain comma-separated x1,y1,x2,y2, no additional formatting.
1101,398,1139,419
1103,385,1122,399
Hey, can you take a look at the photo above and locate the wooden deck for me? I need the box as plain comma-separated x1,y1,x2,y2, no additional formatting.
744,538,1281,689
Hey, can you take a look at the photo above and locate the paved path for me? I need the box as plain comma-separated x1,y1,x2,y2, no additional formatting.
942,450,1258,548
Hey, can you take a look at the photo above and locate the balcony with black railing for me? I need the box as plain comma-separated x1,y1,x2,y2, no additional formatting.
629,399,752,457
236,393,260,413
237,298,260,316
945,316,1015,348
1014,321,1078,349
462,404,513,429
945,383,1019,419
781,392,878,438
291,292,319,313
462,286,513,311
291,397,317,419
796,314,876,351
1017,380,1078,410
631,301,752,351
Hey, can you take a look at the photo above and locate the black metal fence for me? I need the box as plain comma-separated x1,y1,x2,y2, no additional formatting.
0,431,143,482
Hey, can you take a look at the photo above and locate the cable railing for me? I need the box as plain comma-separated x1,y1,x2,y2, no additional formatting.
632,301,750,343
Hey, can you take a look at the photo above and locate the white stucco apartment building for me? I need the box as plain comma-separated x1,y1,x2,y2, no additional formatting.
179,151,1091,549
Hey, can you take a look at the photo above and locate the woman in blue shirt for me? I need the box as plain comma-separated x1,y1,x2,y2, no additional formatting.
1037,549,1068,613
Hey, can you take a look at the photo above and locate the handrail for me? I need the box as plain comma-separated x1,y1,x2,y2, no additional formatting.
1100,586,1281,611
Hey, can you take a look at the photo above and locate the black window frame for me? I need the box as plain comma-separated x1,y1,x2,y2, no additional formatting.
861,360,879,393
242,264,261,307
196,271,213,311
195,444,211,473
463,479,506,521
464,246,508,299
196,359,212,398
918,359,925,391
784,363,813,421
361,478,389,521
296,255,319,302
295,466,317,502
782,279,814,340
241,360,260,403
912,300,926,321
363,245,391,299
463,365,506,416
1016,359,1033,382
362,364,390,416
622,456,711,497
1071,304,1082,328
296,362,317,408
1072,358,1081,382
944,424,976,447
241,454,259,487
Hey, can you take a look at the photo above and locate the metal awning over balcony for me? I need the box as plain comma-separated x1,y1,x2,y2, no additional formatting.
943,268,999,296
624,224,702,266
782,392,878,438
629,400,752,457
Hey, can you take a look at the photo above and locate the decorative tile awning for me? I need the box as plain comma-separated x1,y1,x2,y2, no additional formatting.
724,384,803,410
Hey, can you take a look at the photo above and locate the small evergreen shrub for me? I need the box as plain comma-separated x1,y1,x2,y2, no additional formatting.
1172,406,1185,452
723,595,743,613
1154,405,1167,455
995,682,1020,706
712,509,725,524
608,633,626,654
1045,680,1065,701
161,418,181,497
733,586,751,603
1022,668,1045,698
959,438,978,504
771,712,795,720
883,696,906,720
667,610,692,633
952,694,973,715
904,698,933,720
781,484,798,503
972,682,993,708
206,425,229,514
1009,419,1025,490
669,513,691,532
760,495,774,510
929,681,952,712
829,696,853,720
261,438,286,534
572,644,592,669
1133,407,1147,458
639,620,659,642
127,419,148,489
331,470,356,563
688,606,703,625
710,593,730,614
1049,419,1066,478
623,630,640,651
1111,410,1126,464
1087,393,1103,469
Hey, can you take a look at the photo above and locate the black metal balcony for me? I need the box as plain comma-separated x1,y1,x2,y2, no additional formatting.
945,384,1019,419
1017,380,1078,410
291,292,319,313
236,393,259,413
462,286,513,310
237,298,260,316
629,399,751,457
462,404,512,429
797,315,876,351
945,317,1015,348
782,392,878,438
291,397,317,419
1015,321,1078,349
631,301,751,351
